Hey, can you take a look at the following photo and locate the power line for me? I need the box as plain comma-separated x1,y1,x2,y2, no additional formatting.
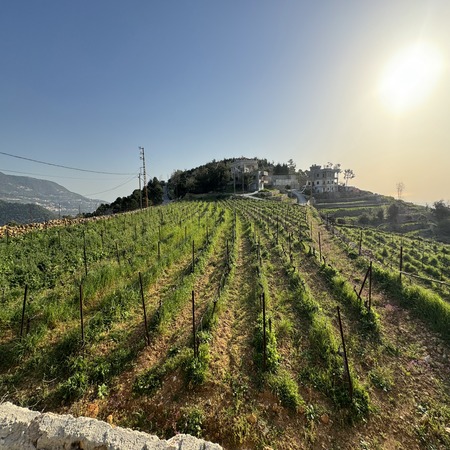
0,168,129,181
1,167,138,198
84,175,137,197
0,151,135,175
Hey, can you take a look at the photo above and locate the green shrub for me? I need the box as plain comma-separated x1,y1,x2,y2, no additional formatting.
267,370,304,410
177,406,205,437
309,316,338,365
133,370,163,395
424,265,440,279
58,356,89,401
185,344,210,385
358,214,370,225
369,366,394,392
253,313,280,373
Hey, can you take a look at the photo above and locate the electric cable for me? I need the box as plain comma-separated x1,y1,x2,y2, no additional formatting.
0,151,136,175
84,175,138,197
0,168,129,181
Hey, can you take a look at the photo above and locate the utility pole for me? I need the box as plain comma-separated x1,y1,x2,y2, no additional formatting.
138,172,143,209
139,147,148,208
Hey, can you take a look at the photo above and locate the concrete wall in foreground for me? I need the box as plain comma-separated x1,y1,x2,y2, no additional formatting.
0,402,222,450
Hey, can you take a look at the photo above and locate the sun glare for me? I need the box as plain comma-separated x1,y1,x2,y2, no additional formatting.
379,42,443,114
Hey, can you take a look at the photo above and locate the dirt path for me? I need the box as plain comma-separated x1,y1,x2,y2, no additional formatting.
209,219,256,383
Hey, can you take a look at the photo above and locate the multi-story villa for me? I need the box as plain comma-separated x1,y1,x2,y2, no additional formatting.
307,164,339,193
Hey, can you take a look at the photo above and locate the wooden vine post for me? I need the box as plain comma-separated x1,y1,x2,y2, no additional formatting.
192,290,198,358
139,272,150,346
262,291,267,372
358,230,363,256
20,284,28,338
356,262,373,311
318,232,322,262
337,306,353,400
158,241,161,259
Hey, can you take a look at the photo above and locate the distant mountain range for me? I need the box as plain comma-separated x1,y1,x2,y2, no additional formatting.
0,172,105,222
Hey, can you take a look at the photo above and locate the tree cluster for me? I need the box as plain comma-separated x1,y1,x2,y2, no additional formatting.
167,157,307,198
168,159,234,198
432,200,450,238
432,200,450,222
273,163,289,175
93,177,163,216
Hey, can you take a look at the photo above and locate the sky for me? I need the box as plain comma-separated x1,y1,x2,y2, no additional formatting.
1,1,450,204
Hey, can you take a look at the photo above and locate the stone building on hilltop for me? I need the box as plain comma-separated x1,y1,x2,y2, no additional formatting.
231,158,268,192
307,164,339,193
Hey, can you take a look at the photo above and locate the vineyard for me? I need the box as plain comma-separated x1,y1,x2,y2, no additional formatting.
0,199,449,449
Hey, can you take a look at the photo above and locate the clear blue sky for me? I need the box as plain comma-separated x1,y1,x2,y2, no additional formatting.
1,1,450,204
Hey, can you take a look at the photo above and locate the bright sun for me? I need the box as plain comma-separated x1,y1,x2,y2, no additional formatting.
379,42,443,114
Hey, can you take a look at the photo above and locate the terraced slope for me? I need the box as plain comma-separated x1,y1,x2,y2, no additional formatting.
0,199,449,449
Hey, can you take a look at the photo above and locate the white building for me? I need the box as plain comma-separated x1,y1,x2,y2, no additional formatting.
231,159,267,192
268,174,300,190
307,164,339,193
230,158,259,175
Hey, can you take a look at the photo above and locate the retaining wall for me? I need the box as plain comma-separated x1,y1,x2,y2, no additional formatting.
0,402,222,450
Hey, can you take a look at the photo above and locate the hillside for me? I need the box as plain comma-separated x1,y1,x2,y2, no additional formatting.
0,172,104,217
0,200,56,226
0,199,449,449
313,190,450,243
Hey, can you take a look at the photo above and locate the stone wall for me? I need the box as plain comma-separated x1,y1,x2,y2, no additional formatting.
0,402,222,450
